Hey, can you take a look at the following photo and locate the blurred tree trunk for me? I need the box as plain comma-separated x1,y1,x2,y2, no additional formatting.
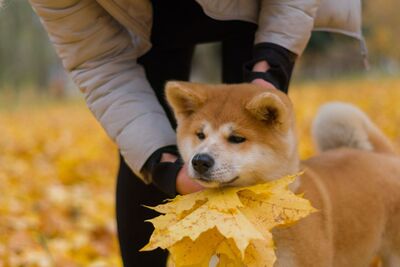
0,1,63,92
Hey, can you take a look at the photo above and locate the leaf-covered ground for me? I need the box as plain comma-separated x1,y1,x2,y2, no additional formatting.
0,102,120,266
1,77,399,266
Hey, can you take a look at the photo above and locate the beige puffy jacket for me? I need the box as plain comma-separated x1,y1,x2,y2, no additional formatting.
29,0,363,183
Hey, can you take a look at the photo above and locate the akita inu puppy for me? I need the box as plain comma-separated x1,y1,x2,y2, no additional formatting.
165,81,400,267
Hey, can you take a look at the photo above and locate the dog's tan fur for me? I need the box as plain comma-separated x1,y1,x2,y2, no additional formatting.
166,82,400,267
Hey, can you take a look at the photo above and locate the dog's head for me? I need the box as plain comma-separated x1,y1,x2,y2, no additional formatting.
166,82,299,188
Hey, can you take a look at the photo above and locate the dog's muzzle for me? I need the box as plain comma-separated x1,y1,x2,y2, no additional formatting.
191,153,214,176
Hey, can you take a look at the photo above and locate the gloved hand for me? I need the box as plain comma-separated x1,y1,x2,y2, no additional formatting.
243,42,297,93
143,145,203,197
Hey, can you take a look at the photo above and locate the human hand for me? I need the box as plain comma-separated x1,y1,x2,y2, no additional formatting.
251,60,277,90
161,153,204,195
175,164,204,195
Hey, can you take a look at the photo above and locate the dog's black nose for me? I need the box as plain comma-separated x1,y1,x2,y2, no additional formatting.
191,153,214,174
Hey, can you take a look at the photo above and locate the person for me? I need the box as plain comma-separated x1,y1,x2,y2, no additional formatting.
28,0,363,266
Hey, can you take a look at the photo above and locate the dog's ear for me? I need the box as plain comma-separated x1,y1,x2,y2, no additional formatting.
166,81,206,119
246,92,289,129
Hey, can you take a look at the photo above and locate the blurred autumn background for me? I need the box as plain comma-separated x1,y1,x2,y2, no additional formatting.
0,0,399,266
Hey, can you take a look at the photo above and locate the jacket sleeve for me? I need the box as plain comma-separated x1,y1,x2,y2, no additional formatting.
29,0,176,183
256,0,321,55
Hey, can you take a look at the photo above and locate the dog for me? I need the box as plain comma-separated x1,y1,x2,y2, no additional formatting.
165,81,400,267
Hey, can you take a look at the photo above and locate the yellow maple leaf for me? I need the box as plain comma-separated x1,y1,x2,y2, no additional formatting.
141,174,316,267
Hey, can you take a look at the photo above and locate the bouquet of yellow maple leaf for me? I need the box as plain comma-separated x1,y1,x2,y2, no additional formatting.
141,174,316,267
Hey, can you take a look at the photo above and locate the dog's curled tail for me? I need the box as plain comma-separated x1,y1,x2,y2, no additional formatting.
312,102,395,155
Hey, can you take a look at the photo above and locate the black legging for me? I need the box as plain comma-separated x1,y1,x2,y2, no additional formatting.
116,1,257,266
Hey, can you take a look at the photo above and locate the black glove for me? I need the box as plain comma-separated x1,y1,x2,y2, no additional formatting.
143,145,183,197
243,42,297,93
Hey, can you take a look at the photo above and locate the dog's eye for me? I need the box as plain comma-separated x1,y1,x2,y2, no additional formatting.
228,135,246,144
196,132,206,140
